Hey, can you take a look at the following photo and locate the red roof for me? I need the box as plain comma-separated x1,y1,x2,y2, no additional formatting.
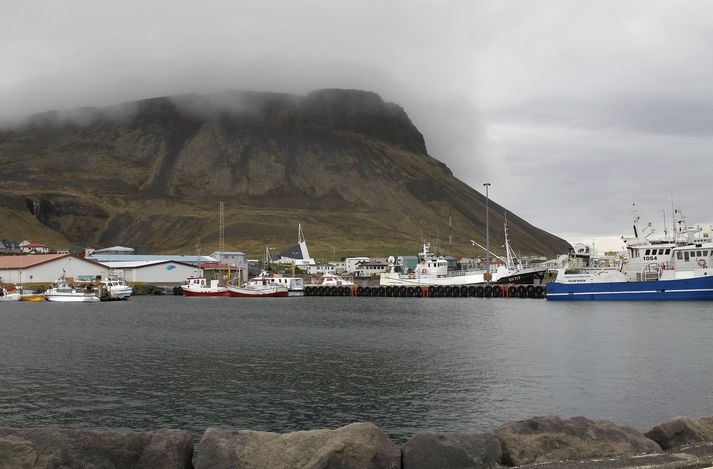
0,254,105,269
198,263,234,270
24,243,48,248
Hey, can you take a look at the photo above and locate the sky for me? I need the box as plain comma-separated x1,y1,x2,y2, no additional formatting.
2,0,712,251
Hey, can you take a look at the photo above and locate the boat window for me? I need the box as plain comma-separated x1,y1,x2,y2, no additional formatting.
677,252,683,259
645,249,651,255
665,249,671,255
657,249,663,255
697,251,702,257
684,252,690,261
705,251,709,257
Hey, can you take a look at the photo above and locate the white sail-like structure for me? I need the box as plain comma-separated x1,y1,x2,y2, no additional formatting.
276,223,316,266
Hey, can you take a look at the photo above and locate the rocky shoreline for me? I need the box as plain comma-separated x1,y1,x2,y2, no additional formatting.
2,415,713,468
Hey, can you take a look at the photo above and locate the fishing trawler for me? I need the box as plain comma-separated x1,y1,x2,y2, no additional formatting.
379,216,547,287
547,210,713,300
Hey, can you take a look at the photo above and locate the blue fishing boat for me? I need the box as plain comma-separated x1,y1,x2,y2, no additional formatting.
547,211,713,301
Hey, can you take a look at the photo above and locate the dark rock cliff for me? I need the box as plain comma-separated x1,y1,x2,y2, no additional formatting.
0,89,569,257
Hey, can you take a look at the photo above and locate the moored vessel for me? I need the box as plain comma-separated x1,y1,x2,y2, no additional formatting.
44,274,101,303
547,212,713,300
181,277,229,297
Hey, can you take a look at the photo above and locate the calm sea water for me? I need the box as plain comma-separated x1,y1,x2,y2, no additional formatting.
1,296,712,442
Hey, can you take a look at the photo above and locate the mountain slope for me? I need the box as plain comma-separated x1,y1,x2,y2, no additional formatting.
0,89,570,258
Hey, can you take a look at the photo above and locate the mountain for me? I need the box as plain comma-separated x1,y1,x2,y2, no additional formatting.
0,89,570,259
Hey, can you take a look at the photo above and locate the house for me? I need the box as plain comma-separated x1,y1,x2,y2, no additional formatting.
354,260,389,277
0,254,109,284
208,251,248,276
344,257,370,274
19,241,50,254
306,263,337,275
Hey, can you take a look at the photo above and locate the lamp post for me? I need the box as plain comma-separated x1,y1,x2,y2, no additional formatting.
484,183,491,284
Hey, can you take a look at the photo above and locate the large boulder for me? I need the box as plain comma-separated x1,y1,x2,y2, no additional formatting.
195,422,400,469
0,427,193,469
645,416,713,450
402,431,502,469
494,416,660,466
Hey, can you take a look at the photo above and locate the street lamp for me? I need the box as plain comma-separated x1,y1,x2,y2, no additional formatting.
483,183,491,284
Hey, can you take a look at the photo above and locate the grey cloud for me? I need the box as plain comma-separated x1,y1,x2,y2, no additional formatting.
2,0,713,243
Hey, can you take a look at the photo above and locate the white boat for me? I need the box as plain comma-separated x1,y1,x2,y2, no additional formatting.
0,287,21,302
236,270,304,296
100,276,133,300
44,274,100,302
380,216,547,287
181,277,229,297
227,273,289,297
318,275,354,287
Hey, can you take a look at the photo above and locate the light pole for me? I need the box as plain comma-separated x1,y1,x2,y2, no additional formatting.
484,183,491,284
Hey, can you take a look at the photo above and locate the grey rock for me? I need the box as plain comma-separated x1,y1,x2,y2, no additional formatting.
494,416,661,466
196,422,400,469
402,431,502,469
645,416,713,450
0,427,193,469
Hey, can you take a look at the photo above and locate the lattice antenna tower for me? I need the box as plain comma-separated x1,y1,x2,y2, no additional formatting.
219,201,225,263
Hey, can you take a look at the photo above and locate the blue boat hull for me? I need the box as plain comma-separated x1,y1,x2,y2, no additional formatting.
546,275,713,301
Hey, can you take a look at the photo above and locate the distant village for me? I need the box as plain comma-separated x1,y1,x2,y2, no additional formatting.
0,234,547,288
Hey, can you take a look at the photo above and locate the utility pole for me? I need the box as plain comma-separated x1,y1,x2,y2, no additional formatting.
484,183,491,284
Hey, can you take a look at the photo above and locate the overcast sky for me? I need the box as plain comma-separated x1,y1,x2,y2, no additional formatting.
2,0,712,250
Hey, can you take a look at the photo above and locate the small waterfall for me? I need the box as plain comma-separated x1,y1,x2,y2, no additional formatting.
32,201,41,219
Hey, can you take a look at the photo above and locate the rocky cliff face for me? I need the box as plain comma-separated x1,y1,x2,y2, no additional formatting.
0,89,569,257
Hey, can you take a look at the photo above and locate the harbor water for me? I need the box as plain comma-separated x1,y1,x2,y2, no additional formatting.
1,296,712,442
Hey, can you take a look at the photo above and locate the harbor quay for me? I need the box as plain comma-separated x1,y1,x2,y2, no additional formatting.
2,415,713,468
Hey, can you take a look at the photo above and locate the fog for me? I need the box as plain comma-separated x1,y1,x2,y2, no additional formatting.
2,0,712,245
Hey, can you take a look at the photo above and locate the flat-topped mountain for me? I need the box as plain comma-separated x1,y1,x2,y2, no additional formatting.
0,89,569,258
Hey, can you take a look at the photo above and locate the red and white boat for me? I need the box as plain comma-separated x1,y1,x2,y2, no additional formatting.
181,277,229,297
227,273,289,297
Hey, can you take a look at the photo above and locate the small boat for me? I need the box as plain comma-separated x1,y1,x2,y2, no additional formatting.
20,293,45,302
318,275,355,287
181,277,229,297
227,273,289,297
44,274,101,303
100,276,133,300
0,287,21,302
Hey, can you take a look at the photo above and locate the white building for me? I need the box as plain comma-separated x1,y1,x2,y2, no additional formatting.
99,260,200,285
354,260,389,277
0,254,108,284
306,263,337,275
208,251,248,272
344,257,370,274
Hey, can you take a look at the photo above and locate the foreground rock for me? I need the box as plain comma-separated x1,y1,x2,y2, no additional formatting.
495,416,661,466
0,427,193,469
402,431,502,469
196,422,400,469
645,416,713,450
